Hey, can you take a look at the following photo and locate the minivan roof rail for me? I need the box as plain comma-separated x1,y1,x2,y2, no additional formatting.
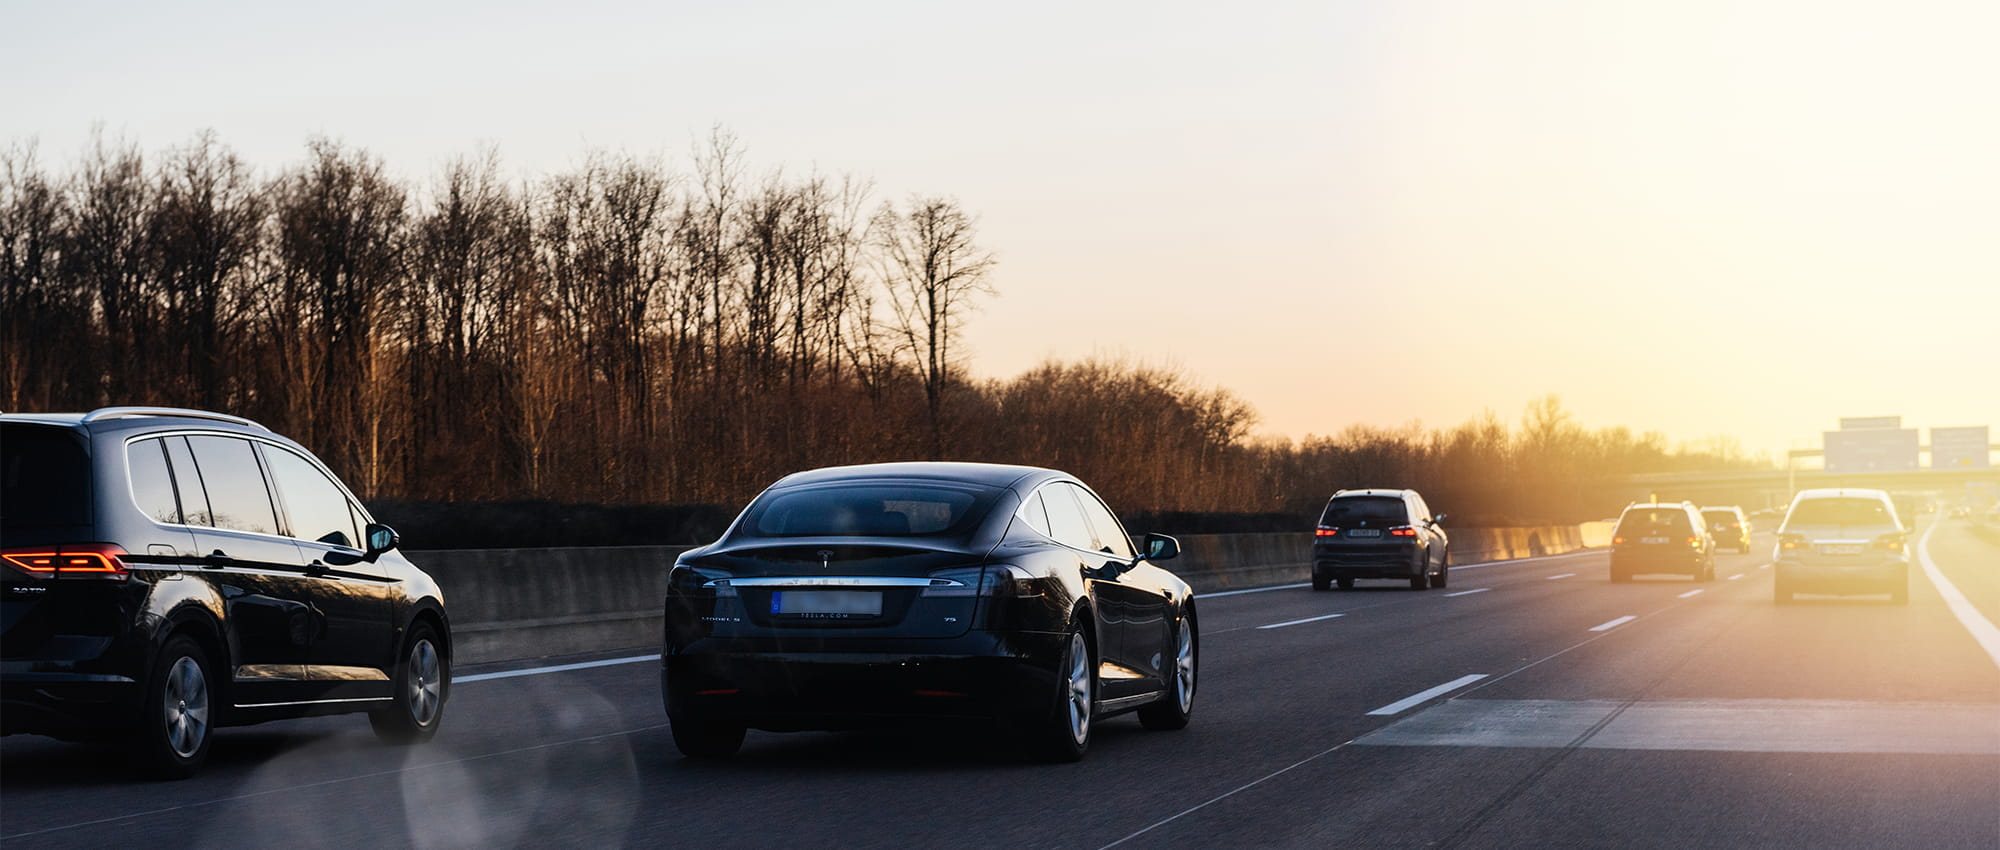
80,407,268,431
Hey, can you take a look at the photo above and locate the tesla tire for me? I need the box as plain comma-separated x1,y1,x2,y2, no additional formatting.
1138,612,1196,731
1028,627,1094,762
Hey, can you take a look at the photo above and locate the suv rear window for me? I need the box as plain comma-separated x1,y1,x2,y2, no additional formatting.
1320,497,1409,527
2,424,92,533
1701,510,1737,525
741,484,994,537
1617,508,1691,535
1787,498,1892,527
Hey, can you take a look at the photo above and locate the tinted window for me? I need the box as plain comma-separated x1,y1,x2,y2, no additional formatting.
1617,508,1692,534
1320,496,1409,527
1788,498,1893,527
186,436,279,535
1015,489,1052,536
164,436,212,526
744,484,988,537
1701,510,1738,526
264,447,360,548
1039,484,1098,551
1,424,90,531
127,439,181,525
1070,484,1135,559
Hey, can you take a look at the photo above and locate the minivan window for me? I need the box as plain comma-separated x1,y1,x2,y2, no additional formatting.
264,446,360,548
743,484,988,537
186,436,279,536
163,436,213,526
1788,498,1892,527
1,424,91,532
1321,497,1408,526
127,439,182,525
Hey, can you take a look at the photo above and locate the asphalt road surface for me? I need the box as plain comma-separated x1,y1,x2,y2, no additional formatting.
5,520,1996,849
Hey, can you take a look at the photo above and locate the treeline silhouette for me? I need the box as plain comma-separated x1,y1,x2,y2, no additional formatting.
2,130,1766,535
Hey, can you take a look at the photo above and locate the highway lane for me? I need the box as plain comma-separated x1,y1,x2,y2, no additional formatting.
3,530,1995,849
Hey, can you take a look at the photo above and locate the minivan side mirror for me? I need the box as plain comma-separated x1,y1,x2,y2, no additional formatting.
1433,513,1447,525
364,523,400,560
1144,533,1181,562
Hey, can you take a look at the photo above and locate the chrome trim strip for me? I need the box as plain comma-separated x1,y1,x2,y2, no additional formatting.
1096,692,1164,712
233,696,393,709
703,576,962,588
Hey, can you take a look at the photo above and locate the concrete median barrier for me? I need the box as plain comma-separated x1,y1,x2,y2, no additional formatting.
421,525,1601,664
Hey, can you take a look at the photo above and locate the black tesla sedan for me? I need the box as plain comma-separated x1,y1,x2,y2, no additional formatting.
661,462,1196,761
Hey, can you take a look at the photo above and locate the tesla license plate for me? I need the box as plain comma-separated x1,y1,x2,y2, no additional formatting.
1349,529,1382,537
771,590,882,618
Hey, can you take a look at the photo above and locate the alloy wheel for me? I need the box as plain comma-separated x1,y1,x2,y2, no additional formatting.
1066,632,1092,745
407,639,442,727
163,656,210,759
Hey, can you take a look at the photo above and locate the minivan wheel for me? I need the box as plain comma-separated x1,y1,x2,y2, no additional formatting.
1028,628,1094,762
1139,613,1196,731
133,635,213,779
371,622,447,744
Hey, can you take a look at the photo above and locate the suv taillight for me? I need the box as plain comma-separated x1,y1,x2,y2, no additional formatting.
2,544,131,580
1877,533,1906,554
1389,526,1417,537
1314,527,1341,537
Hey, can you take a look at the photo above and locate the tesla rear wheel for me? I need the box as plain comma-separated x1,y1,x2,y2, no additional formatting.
372,622,447,744
1029,628,1094,762
1139,612,1196,731
670,713,746,758
133,636,213,779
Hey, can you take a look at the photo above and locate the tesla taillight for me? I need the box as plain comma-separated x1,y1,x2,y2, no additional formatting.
1,544,130,579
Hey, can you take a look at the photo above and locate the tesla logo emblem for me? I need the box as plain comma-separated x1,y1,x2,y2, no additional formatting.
817,549,835,569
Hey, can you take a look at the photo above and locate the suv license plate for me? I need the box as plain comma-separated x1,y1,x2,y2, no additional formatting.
1348,529,1382,537
1820,544,1864,556
1640,537,1669,544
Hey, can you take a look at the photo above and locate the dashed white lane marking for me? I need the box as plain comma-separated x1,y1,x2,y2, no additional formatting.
1546,573,1575,580
1677,589,1705,599
1589,615,1636,632
1444,588,1490,597
1365,674,1490,716
1917,523,2000,672
1727,573,1744,581
1257,612,1346,630
458,654,660,683
1758,563,1771,570
1201,549,1608,598
1355,699,2000,755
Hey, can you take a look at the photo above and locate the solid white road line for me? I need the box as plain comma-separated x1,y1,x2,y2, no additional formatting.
1366,674,1490,716
458,654,660,683
1202,582,1311,598
1257,612,1346,630
1589,615,1636,632
1677,589,1704,599
1444,588,1490,597
1917,523,2000,672
1546,573,1575,580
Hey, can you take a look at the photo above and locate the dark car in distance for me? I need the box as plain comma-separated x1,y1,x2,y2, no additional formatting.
662,462,1195,762
1701,506,1752,553
1311,489,1451,590
1610,501,1715,582
2,408,449,778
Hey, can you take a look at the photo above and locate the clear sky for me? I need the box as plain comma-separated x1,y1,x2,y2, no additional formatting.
5,0,1996,460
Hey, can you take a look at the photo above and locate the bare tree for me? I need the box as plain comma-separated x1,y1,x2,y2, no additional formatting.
871,195,995,455
150,130,265,410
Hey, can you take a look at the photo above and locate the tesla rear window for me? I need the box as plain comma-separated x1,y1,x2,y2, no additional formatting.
2,424,92,531
1787,498,1892,526
1617,509,1690,535
1320,497,1408,526
743,484,993,537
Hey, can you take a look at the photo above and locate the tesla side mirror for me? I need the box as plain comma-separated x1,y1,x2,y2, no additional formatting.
1143,533,1181,562
364,523,400,560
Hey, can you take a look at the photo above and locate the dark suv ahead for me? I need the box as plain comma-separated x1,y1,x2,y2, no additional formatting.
1700,506,1751,553
1311,489,1450,590
2,408,450,777
1610,501,1715,582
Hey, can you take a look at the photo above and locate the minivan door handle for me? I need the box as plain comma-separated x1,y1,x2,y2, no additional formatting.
203,550,229,568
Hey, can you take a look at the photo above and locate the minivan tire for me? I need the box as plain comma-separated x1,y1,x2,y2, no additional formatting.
132,635,214,780
371,622,447,744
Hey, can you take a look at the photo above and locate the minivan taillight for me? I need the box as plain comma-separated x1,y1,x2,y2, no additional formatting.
2,544,130,580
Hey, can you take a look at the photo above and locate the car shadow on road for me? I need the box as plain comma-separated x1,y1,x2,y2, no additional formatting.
0,729,342,790
642,717,1155,774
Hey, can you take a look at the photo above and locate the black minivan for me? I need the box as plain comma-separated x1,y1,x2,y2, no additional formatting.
1,408,450,777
